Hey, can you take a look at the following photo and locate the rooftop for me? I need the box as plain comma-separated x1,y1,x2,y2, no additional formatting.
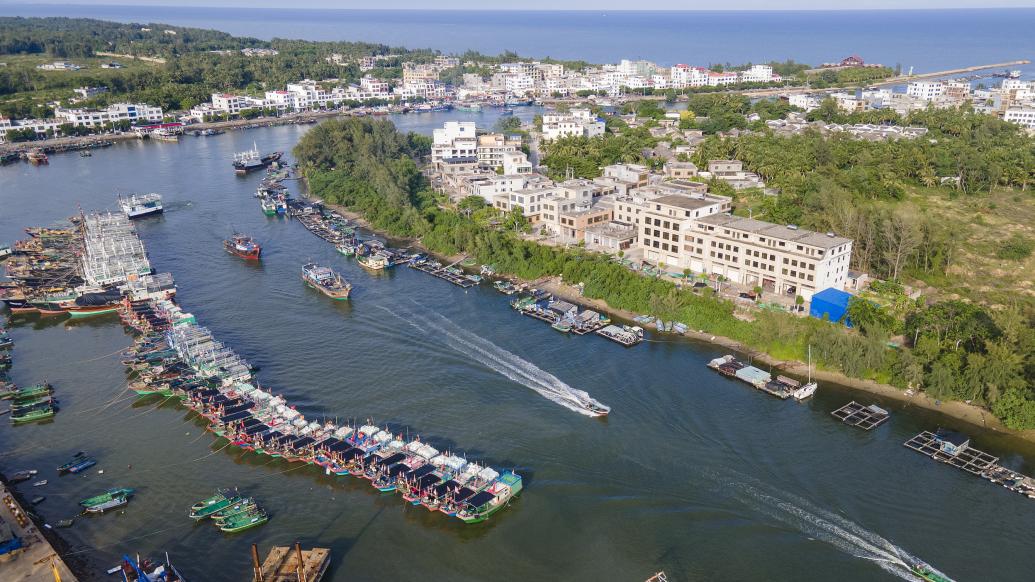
697,214,852,249
651,194,720,211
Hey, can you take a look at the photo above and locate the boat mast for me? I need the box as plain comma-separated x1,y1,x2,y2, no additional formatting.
808,345,812,384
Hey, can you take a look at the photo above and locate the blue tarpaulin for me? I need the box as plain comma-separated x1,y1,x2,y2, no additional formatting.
809,288,853,326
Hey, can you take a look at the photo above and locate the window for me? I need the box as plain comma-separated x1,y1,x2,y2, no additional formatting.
663,221,670,229
672,235,679,243
662,243,669,251
653,240,660,248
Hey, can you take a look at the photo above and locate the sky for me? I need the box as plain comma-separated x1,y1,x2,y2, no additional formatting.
5,0,1035,9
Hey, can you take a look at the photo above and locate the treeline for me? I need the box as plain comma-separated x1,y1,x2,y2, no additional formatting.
538,116,660,180
295,117,1035,430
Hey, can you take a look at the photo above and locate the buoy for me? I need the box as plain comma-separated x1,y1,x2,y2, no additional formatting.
97,470,104,475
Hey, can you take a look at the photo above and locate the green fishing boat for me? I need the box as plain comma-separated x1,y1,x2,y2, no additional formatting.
217,509,268,533
213,505,260,527
210,498,256,521
910,563,954,582
7,383,52,401
189,490,241,520
11,406,55,424
80,488,135,509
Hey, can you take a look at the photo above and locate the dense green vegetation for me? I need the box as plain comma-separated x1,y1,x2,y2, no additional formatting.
296,117,1035,431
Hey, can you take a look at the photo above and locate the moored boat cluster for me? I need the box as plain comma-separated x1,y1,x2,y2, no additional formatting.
117,296,523,524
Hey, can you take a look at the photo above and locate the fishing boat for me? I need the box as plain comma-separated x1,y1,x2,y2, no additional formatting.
357,254,388,271
455,470,523,524
67,289,123,319
32,480,48,487
27,149,48,165
302,263,352,300
8,383,52,401
8,469,37,483
80,488,135,509
62,456,97,474
0,245,12,259
217,509,268,533
910,562,954,582
223,234,262,260
11,406,55,424
210,498,257,521
551,320,572,333
118,193,164,219
116,554,187,582
335,242,356,256
57,452,88,472
151,128,180,142
189,490,241,520
233,144,283,174
79,150,92,157
85,495,130,514
259,197,277,216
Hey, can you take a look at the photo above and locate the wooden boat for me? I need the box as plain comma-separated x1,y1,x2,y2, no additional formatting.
217,509,268,533
27,149,49,165
551,320,572,333
58,453,96,474
31,495,46,505
80,488,135,509
189,491,242,520
357,254,388,271
11,406,55,424
223,234,262,260
85,495,129,514
910,563,954,582
456,471,523,524
302,263,351,300
9,469,37,483
8,383,53,401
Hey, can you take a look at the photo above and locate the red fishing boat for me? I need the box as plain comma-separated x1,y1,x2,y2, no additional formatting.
223,234,261,260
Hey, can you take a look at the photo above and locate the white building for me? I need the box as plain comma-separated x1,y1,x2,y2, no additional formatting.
739,64,774,83
1004,107,1035,129
541,108,605,141
54,103,164,127
789,94,822,112
0,117,63,142
907,81,945,100
432,121,478,166
670,64,709,88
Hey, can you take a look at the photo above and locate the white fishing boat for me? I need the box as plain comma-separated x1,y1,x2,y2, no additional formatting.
118,193,164,219
793,345,819,401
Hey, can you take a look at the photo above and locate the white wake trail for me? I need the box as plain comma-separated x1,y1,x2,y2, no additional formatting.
403,309,606,416
714,472,944,581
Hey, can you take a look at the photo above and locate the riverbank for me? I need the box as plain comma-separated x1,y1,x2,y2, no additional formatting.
306,184,1035,446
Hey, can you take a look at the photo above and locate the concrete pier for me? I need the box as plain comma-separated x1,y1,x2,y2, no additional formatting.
0,482,78,582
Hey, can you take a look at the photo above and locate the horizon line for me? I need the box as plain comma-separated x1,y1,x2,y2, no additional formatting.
4,3,1035,12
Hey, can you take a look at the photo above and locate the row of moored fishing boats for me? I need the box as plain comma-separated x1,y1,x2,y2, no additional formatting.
117,297,522,523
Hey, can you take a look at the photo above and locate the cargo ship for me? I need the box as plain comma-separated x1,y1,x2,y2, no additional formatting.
118,193,164,219
233,144,283,175
302,263,351,300
223,234,262,260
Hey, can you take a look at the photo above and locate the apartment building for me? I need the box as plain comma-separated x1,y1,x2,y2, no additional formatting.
687,215,852,300
432,121,477,167
476,133,522,169
502,151,533,175
664,161,699,180
602,163,650,188
0,117,63,142
1004,107,1035,129
54,102,164,127
541,108,605,141
907,81,945,100
639,194,732,268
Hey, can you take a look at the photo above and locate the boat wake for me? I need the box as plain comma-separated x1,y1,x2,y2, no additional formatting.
394,308,608,417
712,470,947,581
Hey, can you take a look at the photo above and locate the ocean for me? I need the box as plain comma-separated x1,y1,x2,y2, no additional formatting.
1,6,1034,74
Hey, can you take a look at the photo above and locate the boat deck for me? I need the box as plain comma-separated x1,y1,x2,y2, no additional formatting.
832,401,890,430
595,325,642,347
259,545,330,582
903,431,999,474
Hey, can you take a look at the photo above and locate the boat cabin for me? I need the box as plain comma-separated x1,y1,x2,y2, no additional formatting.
934,429,970,456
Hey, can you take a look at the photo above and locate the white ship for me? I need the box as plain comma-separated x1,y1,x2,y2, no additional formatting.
118,193,164,219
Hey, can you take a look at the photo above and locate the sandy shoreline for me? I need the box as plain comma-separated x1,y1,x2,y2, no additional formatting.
312,192,1035,447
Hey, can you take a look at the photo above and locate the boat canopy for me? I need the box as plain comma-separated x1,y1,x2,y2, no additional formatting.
465,491,495,509
245,423,269,436
478,467,500,482
333,426,354,439
386,464,410,477
220,410,252,423
406,464,436,480
452,487,476,502
373,430,392,443
434,480,459,496
431,455,467,472
357,425,380,437
415,474,440,489
416,444,439,459
292,436,316,449
404,440,424,453
735,366,771,386
376,453,406,468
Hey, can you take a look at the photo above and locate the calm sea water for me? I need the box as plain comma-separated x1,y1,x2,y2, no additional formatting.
2,110,1035,581
2,6,1035,75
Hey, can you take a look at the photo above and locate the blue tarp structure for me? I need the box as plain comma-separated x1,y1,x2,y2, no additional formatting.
809,288,853,327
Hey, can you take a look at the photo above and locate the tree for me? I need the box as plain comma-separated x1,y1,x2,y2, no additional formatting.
881,210,921,281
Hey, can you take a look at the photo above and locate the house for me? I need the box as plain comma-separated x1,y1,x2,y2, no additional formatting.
585,222,637,252
934,429,970,456
664,161,698,180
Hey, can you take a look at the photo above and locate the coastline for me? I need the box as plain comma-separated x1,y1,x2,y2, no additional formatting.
311,191,1035,448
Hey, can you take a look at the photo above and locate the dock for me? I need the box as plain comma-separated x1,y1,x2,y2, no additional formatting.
831,401,890,430
0,482,78,582
903,430,998,475
253,543,329,582
408,260,477,288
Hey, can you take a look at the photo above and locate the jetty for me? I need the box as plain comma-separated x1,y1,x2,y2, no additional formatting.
0,481,78,581
904,428,1035,500
831,401,890,430
253,543,329,582
409,258,478,288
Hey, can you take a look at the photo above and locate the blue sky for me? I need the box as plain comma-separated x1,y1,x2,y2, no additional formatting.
8,0,1035,8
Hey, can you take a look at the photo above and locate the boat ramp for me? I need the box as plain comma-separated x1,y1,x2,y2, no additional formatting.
253,543,329,582
831,401,890,430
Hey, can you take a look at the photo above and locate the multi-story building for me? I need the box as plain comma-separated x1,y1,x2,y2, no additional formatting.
670,64,709,88
0,117,64,142
687,215,853,300
432,121,477,167
602,163,650,188
907,81,945,100
476,133,522,169
739,64,774,83
1004,107,1035,129
707,71,739,86
664,161,699,180
54,103,164,127
541,108,605,141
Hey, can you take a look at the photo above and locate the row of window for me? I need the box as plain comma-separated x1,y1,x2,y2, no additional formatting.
643,227,680,243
